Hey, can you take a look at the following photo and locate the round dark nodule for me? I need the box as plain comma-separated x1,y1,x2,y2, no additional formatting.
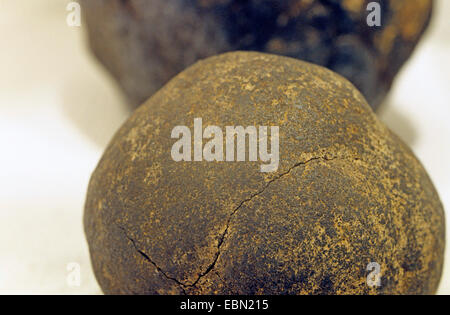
84,52,445,295
81,0,433,110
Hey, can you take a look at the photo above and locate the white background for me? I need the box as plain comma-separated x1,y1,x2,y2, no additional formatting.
0,0,448,294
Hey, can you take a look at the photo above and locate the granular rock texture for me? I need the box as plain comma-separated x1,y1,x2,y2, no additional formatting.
81,0,433,110
84,52,445,295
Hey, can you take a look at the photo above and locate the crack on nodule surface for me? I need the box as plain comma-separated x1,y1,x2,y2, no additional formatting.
119,154,358,291
119,226,187,294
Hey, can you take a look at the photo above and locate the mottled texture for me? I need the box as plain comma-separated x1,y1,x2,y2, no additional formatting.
85,52,444,295
81,0,433,110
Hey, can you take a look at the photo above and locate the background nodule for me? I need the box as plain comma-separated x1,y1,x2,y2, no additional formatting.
81,0,433,110
84,52,445,295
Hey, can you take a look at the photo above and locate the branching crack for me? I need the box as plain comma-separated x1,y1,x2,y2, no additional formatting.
186,155,339,286
118,226,187,294
119,154,349,290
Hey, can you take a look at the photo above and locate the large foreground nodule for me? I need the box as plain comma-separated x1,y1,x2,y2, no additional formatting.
84,52,444,295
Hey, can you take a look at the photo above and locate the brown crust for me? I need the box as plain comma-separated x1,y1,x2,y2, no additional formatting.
84,52,444,294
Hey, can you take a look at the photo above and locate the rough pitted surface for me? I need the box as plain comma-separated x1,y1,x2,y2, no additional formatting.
85,52,445,295
81,0,433,110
